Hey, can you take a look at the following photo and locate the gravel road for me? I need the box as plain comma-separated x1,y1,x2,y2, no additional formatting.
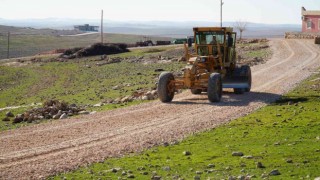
0,39,319,179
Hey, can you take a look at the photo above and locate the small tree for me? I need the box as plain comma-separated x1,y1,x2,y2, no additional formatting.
234,20,247,40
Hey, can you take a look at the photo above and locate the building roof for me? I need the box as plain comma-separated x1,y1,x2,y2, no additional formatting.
302,7,320,16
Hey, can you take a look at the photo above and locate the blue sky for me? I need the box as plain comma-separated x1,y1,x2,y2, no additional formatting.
0,0,319,24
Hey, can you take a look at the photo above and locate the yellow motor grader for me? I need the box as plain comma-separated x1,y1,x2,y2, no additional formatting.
157,27,252,103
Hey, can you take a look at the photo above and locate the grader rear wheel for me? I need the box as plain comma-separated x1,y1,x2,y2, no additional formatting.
233,65,252,94
243,65,252,92
208,73,222,102
157,72,175,102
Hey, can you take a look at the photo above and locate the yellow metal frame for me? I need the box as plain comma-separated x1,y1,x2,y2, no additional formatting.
173,27,237,90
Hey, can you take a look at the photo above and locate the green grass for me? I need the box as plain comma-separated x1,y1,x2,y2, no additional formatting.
0,55,185,131
246,48,270,59
52,72,320,179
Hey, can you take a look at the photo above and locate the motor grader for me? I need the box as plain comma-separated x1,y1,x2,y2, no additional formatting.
157,27,252,103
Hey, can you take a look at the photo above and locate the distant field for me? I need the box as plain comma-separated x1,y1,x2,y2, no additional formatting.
0,25,172,59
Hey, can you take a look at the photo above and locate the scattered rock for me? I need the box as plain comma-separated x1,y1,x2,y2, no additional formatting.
127,174,135,178
127,170,133,173
141,96,149,101
286,159,293,163
151,176,161,180
141,171,148,175
162,166,171,171
93,103,103,107
256,162,265,169
13,114,24,123
112,85,120,90
232,152,244,156
269,169,281,176
207,169,214,173
237,175,246,180
183,151,192,156
53,114,61,119
194,176,200,180
11,100,85,124
78,111,90,115
110,168,118,173
59,113,68,119
137,167,145,171
6,111,14,117
113,98,122,104
207,164,215,168
241,155,254,159
2,117,10,122
121,96,133,103
195,171,202,174
274,142,281,146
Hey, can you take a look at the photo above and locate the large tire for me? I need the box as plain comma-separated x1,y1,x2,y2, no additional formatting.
208,73,222,102
243,65,252,92
157,72,175,102
233,65,251,94
191,89,202,94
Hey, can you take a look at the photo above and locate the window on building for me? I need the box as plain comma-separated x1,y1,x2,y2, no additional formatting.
307,19,312,29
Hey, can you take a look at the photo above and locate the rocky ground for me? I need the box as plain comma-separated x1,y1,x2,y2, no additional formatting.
2,39,272,125
0,39,319,179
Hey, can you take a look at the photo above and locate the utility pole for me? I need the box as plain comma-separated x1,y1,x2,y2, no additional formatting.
7,32,10,59
220,0,224,27
101,9,104,43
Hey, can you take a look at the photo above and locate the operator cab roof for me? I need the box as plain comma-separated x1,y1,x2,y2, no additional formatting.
193,27,234,33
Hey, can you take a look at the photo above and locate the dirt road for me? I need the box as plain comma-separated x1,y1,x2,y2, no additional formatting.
0,39,319,179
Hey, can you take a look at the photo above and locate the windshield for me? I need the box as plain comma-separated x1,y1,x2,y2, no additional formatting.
195,31,225,45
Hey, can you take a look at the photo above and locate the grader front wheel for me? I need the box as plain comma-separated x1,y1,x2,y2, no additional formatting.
208,73,222,102
157,72,175,102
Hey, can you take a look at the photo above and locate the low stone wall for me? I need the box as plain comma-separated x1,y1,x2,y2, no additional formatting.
285,32,320,39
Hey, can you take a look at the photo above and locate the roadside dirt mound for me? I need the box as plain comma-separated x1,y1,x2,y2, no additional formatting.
61,43,129,59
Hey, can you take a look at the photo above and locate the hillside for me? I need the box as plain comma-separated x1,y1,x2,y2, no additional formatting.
0,25,172,59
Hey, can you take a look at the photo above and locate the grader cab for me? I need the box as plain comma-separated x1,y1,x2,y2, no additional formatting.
157,27,252,103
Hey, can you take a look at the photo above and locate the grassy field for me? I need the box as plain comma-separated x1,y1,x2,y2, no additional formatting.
51,72,320,179
0,40,272,132
0,31,172,59
0,47,185,131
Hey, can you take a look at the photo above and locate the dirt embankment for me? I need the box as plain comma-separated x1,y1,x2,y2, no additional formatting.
0,39,319,179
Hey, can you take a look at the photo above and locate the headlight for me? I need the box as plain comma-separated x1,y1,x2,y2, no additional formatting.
200,57,206,62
